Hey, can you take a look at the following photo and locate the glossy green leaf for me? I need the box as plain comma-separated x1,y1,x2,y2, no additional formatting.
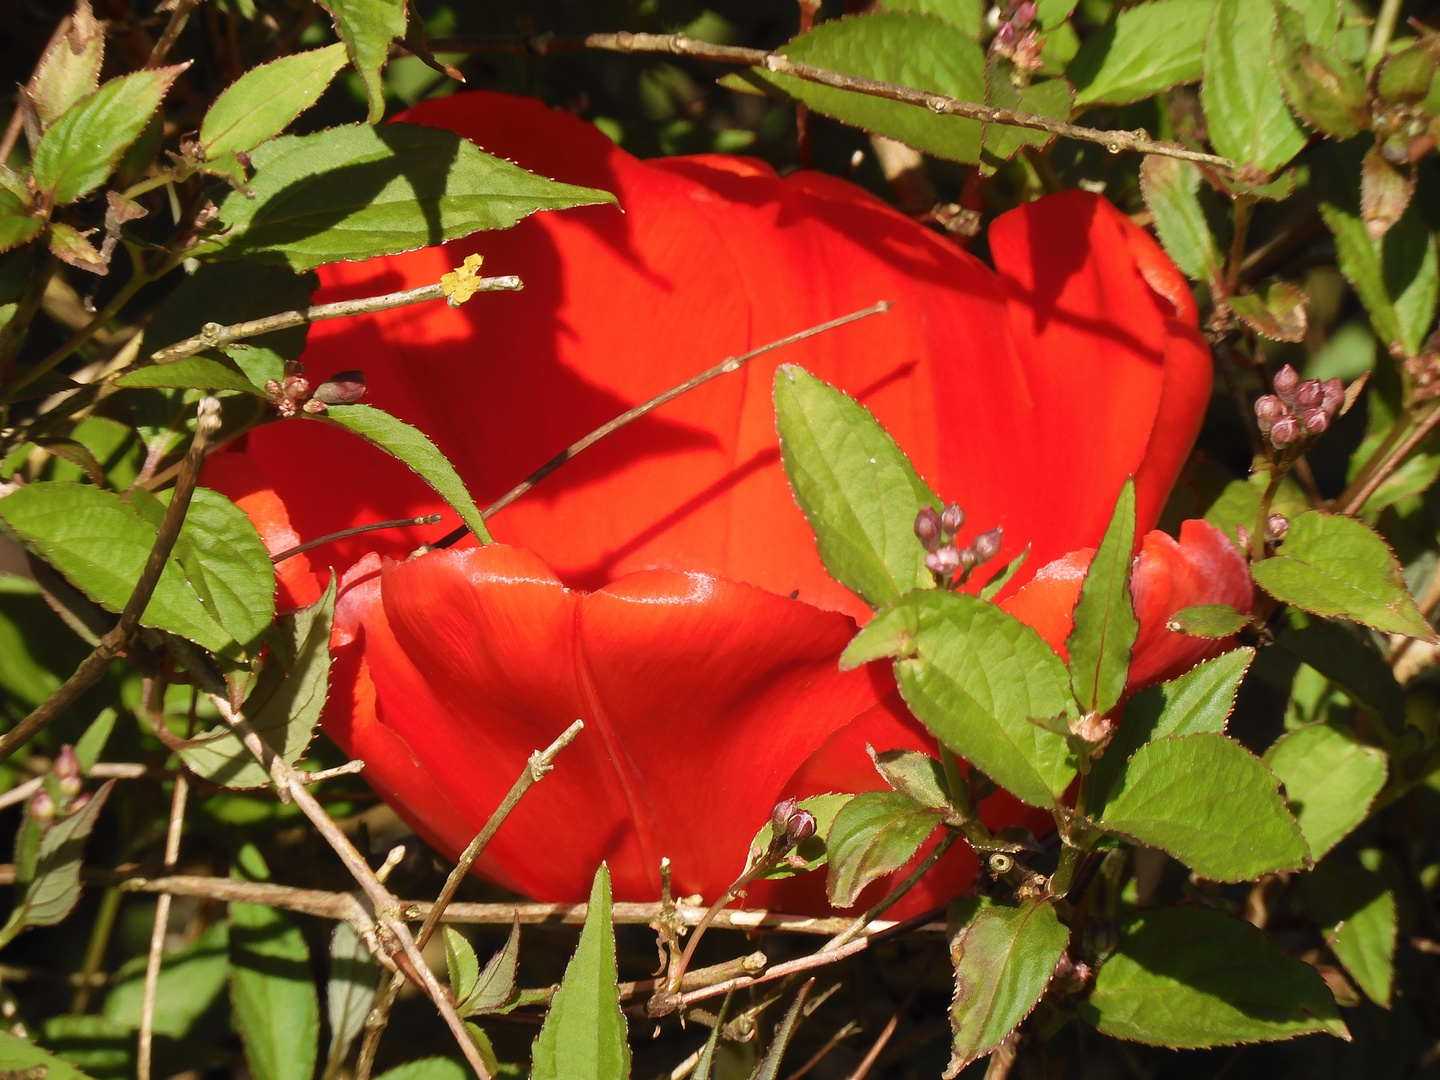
0,481,234,654
0,781,112,948
843,590,1075,808
461,916,521,1015
1167,603,1251,638
870,747,951,811
826,790,942,907
1080,906,1348,1046
774,365,938,608
530,865,630,1080
1250,511,1435,640
1321,204,1401,350
31,66,184,205
946,899,1069,1074
201,44,349,156
312,404,490,544
1275,619,1404,730
722,13,987,163
1069,0,1213,105
1098,734,1307,880
1090,648,1254,814
318,0,407,123
1299,858,1395,1007
1140,156,1222,284
104,921,228,1038
746,793,854,880
1201,0,1306,171
203,123,616,272
1272,1,1367,138
444,927,480,1009
0,1031,96,1080
115,355,264,395
325,921,380,1077
1265,722,1386,861
879,0,982,37
230,846,320,1080
179,579,334,788
1067,478,1137,717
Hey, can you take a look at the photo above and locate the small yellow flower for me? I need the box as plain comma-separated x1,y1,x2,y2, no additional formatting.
440,253,485,308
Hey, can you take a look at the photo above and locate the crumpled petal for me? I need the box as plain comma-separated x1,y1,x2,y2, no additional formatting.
1000,519,1253,686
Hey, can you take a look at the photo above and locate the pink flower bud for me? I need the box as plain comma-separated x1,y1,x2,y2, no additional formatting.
940,502,965,539
1273,364,1299,404
282,375,310,400
1294,380,1323,410
914,506,942,551
30,790,55,821
314,371,367,405
1265,514,1288,543
1013,1,1038,27
1254,395,1286,435
54,746,80,783
993,21,1018,49
785,809,817,844
1320,378,1344,416
771,798,799,834
1269,416,1301,447
927,544,962,576
971,527,1004,564
1301,408,1329,435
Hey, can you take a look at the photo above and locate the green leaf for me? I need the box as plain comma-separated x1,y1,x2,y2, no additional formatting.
843,590,1075,808
721,13,987,164
1167,603,1251,638
39,1015,131,1079
444,927,480,1009
530,865,630,1080
1068,0,1213,105
74,707,117,773
0,190,44,254
0,781,112,948
318,0,407,123
746,793,854,880
229,846,320,1080
179,579,335,788
977,547,1028,602
1090,648,1254,814
1079,905,1348,1046
946,899,1070,1074
1272,1,1368,138
1321,204,1402,351
1385,216,1439,359
1299,858,1395,1007
0,481,234,654
1275,619,1404,730
879,0,982,37
0,1031,97,1080
1201,0,1306,171
312,404,490,544
752,981,814,1080
104,921,228,1038
869,747,951,810
31,66,185,206
1140,156,1223,284
160,487,275,653
1067,478,1137,717
462,916,521,1015
1250,511,1435,640
27,0,105,127
374,1061,467,1080
1265,722,1386,860
773,365,939,608
1098,734,1307,880
1229,281,1309,343
825,790,942,907
325,921,379,1077
115,354,263,395
982,67,1074,167
201,44,349,156
202,123,615,272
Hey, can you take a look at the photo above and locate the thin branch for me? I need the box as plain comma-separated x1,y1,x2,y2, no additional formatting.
0,763,149,812
674,934,874,1009
147,278,523,365
271,516,442,564
825,830,957,952
0,398,221,763
136,771,187,1080
846,1014,900,1080
423,33,1235,169
434,301,892,549
1340,402,1440,517
354,719,584,1080
146,0,201,67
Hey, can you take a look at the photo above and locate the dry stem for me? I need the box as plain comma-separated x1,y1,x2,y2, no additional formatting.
136,771,187,1080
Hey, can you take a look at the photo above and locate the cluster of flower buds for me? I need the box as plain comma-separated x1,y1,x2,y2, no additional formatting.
1234,512,1290,553
1253,365,1344,450
29,744,90,823
990,1,1041,71
264,360,367,418
766,798,819,869
915,503,1004,586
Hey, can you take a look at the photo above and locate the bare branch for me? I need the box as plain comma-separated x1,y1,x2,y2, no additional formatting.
137,771,188,1080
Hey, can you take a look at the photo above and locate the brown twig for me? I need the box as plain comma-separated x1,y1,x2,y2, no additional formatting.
1339,402,1440,517
271,517,442,564
353,719,584,1080
433,301,892,549
0,397,221,763
136,771,188,1080
825,830,957,952
147,0,201,67
147,278,523,365
0,763,150,812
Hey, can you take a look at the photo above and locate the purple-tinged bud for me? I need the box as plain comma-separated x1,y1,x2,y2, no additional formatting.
993,20,1017,49
1273,364,1299,404
1320,378,1344,416
940,502,965,539
958,547,978,573
1269,415,1301,448
785,809,817,845
235,150,252,170
971,527,1004,564
54,746,82,798
281,375,310,400
1266,514,1289,543
771,798,799,835
1013,1,1038,25
302,398,327,414
30,790,55,822
915,506,943,552
1254,394,1286,435
1294,380,1323,410
927,545,962,576
264,378,284,400
314,371,367,405
1301,408,1329,435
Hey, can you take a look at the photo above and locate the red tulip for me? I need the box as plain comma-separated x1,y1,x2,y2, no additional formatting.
208,91,1250,912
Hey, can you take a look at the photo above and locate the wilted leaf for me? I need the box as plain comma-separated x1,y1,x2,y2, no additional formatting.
870,747,952,810
461,916,521,1015
27,0,104,126
1228,281,1309,342
1360,148,1416,243
1272,0,1368,139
